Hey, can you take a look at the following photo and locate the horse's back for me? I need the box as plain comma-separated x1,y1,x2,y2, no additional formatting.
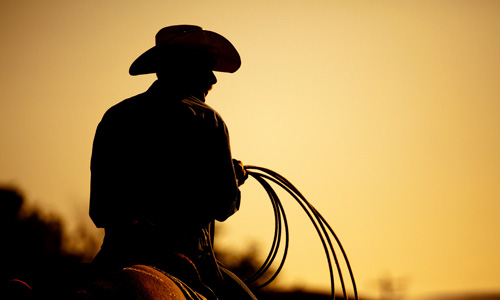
79,264,203,300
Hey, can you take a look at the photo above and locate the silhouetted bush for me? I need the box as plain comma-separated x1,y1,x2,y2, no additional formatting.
0,186,97,284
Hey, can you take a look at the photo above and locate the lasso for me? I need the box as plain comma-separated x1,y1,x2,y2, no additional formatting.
243,165,358,300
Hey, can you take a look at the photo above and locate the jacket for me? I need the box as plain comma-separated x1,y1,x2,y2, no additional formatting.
89,80,240,228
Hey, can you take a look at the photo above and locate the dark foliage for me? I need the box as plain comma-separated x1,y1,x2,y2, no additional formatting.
0,186,95,294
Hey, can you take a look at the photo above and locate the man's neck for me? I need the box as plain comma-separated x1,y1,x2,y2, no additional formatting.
153,80,206,102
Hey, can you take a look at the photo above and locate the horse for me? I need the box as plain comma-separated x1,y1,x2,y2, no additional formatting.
5,262,257,300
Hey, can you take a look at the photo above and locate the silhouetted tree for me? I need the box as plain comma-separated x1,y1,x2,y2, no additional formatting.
0,186,98,293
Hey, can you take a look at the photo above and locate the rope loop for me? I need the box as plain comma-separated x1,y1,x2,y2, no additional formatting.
242,165,358,300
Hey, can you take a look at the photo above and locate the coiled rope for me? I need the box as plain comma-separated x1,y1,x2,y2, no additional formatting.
243,165,358,300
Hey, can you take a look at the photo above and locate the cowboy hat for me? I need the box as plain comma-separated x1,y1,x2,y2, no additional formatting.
129,25,241,75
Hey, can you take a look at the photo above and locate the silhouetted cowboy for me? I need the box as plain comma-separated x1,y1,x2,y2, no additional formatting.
89,25,253,300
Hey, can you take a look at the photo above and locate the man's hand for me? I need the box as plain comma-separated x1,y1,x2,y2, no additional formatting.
232,159,248,187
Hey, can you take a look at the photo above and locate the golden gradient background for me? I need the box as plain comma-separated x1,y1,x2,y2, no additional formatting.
1,1,499,299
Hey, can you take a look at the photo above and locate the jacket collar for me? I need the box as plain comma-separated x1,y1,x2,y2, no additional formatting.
148,80,206,102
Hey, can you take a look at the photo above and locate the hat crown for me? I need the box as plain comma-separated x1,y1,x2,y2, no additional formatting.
155,25,203,46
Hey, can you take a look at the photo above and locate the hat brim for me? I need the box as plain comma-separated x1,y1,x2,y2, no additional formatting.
129,30,241,75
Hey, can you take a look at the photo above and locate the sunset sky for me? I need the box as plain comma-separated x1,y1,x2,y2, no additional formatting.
1,1,499,299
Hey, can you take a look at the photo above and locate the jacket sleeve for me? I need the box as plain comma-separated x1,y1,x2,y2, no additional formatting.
192,110,240,222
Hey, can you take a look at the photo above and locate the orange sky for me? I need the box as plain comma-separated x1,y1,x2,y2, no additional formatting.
1,1,499,299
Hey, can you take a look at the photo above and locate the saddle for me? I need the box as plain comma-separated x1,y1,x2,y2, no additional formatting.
77,264,205,300
78,263,257,300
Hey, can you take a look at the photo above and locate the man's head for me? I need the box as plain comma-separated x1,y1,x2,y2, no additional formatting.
155,49,218,98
